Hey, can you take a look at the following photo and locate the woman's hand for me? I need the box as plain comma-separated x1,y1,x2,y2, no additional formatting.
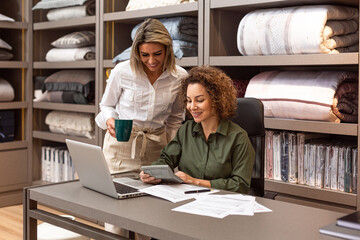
139,171,161,184
106,118,116,138
175,171,199,185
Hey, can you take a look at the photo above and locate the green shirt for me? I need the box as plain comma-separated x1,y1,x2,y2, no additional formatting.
153,119,255,193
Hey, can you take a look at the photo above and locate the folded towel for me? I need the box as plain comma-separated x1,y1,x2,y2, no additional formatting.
333,81,358,122
244,71,358,122
237,5,359,55
45,46,95,62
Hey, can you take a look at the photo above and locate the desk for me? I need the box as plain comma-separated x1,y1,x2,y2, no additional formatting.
24,181,343,240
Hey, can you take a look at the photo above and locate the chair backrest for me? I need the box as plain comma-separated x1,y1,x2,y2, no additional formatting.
230,97,265,197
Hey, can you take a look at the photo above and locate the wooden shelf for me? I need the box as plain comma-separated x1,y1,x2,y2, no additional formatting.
209,54,359,66
34,61,96,69
210,0,358,10
33,102,96,113
0,61,28,68
103,57,198,68
0,21,27,29
265,179,356,207
33,16,96,30
265,118,358,136
0,101,28,110
33,131,96,145
104,3,198,23
0,141,28,151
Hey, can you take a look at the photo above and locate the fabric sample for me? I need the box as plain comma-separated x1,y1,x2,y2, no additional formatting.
0,78,15,101
297,133,305,185
288,132,297,184
0,38,12,50
0,13,15,22
245,71,358,123
352,148,358,193
315,145,326,188
46,1,95,21
51,31,95,48
41,70,95,97
45,46,95,62
0,49,13,60
265,130,274,179
45,110,94,139
125,0,197,11
33,0,92,10
280,132,289,182
237,5,359,55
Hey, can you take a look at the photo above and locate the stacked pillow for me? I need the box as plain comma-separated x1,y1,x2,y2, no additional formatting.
0,38,13,60
35,70,95,104
0,78,15,101
45,31,95,62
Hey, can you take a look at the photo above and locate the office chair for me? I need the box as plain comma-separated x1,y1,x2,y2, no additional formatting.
230,97,265,197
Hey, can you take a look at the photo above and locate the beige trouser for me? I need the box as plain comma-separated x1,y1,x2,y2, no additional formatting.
103,126,167,239
103,125,168,173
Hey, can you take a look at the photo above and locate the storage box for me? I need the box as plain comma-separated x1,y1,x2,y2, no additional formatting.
0,110,14,142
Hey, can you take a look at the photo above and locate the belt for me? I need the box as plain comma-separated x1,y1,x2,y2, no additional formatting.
131,126,164,159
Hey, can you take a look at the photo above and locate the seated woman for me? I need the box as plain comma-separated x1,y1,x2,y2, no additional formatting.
140,66,255,194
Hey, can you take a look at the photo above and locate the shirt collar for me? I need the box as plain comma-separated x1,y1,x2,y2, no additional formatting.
191,119,229,137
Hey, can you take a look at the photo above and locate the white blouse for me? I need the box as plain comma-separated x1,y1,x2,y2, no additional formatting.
95,60,188,140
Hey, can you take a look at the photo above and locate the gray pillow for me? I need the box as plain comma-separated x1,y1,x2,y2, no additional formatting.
51,31,95,48
0,38,12,50
0,49,13,60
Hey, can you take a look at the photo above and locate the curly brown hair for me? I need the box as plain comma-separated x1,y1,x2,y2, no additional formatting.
180,66,237,119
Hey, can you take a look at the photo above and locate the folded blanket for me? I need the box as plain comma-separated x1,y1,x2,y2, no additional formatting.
45,46,95,62
41,70,95,97
244,71,358,122
126,0,197,11
34,90,92,104
131,17,198,43
237,5,359,55
33,0,92,10
0,78,15,101
46,1,95,21
45,110,94,139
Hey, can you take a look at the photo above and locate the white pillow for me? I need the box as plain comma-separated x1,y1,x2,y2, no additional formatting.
0,13,15,22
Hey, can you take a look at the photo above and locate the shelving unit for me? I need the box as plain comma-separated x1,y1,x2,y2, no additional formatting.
204,0,360,211
31,0,101,184
0,0,32,207
98,0,204,145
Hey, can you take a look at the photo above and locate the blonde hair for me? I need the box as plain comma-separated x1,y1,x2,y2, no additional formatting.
130,18,176,76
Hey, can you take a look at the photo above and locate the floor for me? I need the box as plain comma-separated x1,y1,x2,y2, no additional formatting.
0,204,103,240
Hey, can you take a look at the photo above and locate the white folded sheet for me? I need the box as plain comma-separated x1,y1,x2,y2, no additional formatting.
45,46,95,62
237,5,359,55
244,71,358,122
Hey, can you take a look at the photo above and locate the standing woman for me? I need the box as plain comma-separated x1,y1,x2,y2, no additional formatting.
95,18,188,174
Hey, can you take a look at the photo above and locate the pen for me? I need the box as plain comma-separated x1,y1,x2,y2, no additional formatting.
184,189,211,194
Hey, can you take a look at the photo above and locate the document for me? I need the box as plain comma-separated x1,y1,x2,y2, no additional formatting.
139,184,218,203
172,194,272,218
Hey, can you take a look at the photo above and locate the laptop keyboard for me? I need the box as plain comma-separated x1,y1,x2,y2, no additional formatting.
114,182,138,194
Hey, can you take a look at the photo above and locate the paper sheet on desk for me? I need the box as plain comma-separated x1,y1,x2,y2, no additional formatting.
139,184,219,203
172,194,272,218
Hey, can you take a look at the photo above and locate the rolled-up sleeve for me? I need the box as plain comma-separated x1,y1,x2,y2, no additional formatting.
95,72,122,129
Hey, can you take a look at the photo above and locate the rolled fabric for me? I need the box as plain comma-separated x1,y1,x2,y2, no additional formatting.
237,5,359,55
332,81,358,122
245,71,358,122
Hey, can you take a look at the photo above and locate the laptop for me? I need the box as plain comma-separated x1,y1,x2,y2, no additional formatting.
65,139,149,199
